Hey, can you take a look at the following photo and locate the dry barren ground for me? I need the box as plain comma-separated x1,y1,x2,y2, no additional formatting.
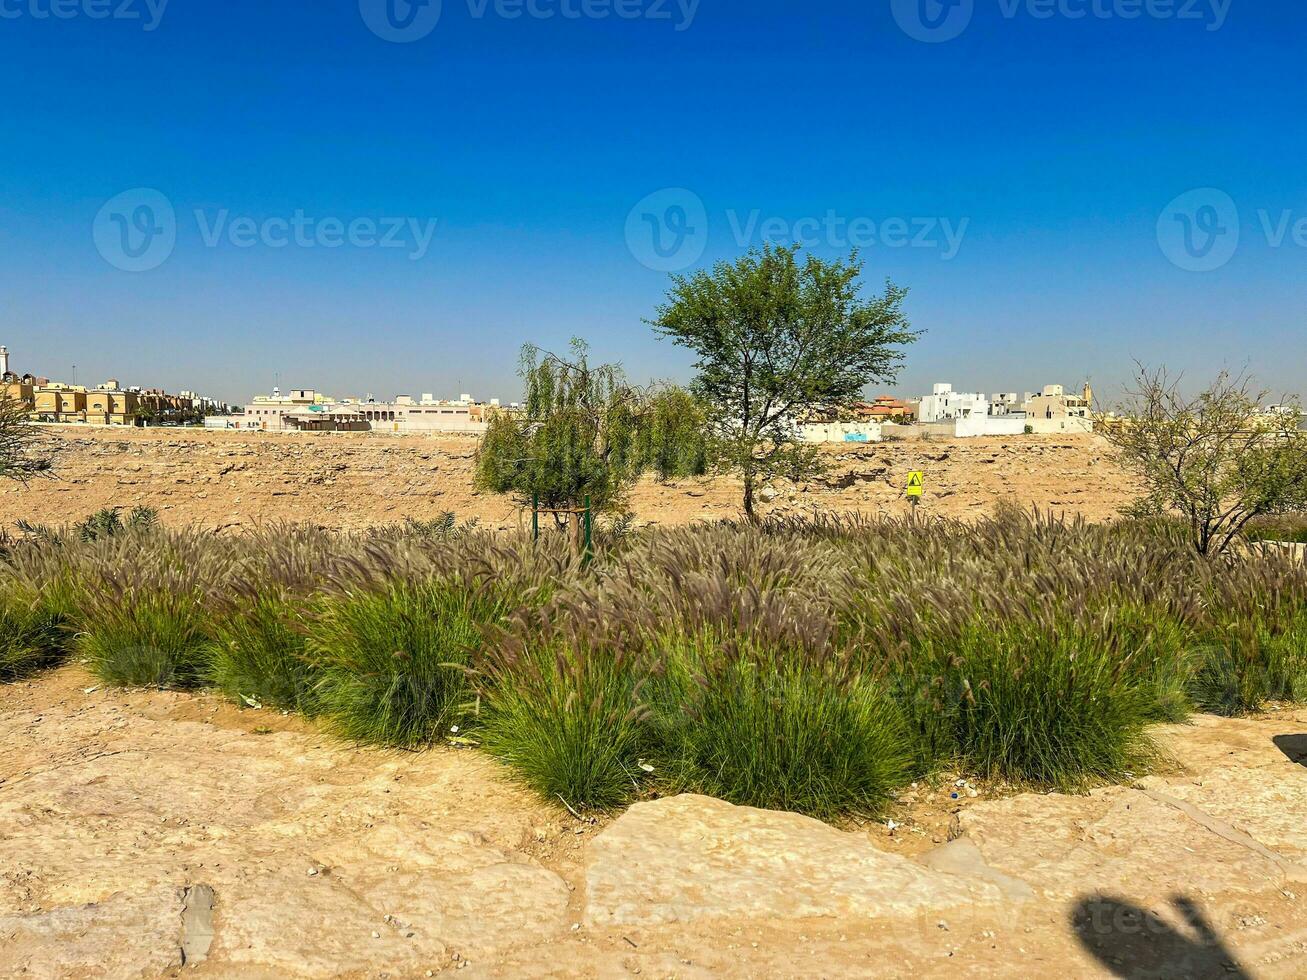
2,667,1306,978
0,427,1134,531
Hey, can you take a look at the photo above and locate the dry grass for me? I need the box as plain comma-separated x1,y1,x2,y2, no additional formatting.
2,508,1304,816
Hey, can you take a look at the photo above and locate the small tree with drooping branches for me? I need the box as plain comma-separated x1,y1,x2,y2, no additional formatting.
475,340,706,533
1102,366,1307,556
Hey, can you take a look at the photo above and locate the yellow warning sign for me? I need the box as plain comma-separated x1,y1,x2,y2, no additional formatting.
906,471,924,497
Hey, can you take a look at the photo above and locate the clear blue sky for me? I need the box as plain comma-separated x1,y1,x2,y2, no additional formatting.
2,0,1304,405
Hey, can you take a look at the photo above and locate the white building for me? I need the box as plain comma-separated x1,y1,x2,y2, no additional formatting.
989,393,1026,417
231,387,500,434
916,383,989,423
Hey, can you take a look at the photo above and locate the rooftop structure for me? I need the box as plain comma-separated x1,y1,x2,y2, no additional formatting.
230,387,512,434
0,343,224,425
917,383,989,423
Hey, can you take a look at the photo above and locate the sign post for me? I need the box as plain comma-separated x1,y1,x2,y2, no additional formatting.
906,470,924,508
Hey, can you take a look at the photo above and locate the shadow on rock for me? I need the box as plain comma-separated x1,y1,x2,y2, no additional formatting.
1070,894,1250,979
1273,734,1307,767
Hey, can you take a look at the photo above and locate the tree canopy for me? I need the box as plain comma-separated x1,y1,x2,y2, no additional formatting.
651,244,916,519
475,340,706,522
1102,366,1307,555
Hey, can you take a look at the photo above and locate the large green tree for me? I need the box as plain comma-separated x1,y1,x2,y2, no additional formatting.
651,244,916,520
475,340,705,528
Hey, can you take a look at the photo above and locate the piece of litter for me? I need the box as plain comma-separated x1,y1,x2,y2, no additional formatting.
886,819,901,832
82,686,99,694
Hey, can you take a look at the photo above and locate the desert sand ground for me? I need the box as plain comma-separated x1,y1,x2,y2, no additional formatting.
0,426,1136,531
2,667,1305,978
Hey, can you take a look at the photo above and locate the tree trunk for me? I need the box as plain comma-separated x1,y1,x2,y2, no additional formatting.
742,471,757,523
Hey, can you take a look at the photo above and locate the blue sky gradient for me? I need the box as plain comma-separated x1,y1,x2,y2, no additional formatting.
1,0,1303,404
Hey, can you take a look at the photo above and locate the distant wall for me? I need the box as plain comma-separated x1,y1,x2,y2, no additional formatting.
1026,416,1093,435
880,421,954,441
955,416,1028,438
798,422,883,444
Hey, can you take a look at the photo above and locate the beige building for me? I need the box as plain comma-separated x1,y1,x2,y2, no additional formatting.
0,344,189,426
230,388,504,434
1023,383,1094,434
33,384,89,422
86,385,142,425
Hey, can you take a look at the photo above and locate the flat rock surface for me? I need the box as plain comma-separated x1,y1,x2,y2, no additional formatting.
585,794,1003,927
0,669,571,978
0,888,185,979
4,667,1307,978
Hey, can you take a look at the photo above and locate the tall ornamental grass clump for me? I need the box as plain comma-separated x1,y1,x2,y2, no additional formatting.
207,592,317,712
67,528,239,689
309,580,504,748
1193,611,1307,714
1192,558,1307,713
0,583,66,681
78,588,214,688
895,616,1162,790
479,634,649,810
651,634,915,819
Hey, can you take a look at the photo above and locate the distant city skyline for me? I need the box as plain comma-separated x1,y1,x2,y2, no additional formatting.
2,1,1304,407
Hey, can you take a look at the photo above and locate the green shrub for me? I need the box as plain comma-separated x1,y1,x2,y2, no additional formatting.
652,636,915,819
208,594,317,712
1102,603,1198,724
1244,515,1307,546
899,618,1160,790
78,590,213,688
479,641,648,811
1263,617,1307,703
310,582,496,748
1193,610,1307,714
0,585,66,681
